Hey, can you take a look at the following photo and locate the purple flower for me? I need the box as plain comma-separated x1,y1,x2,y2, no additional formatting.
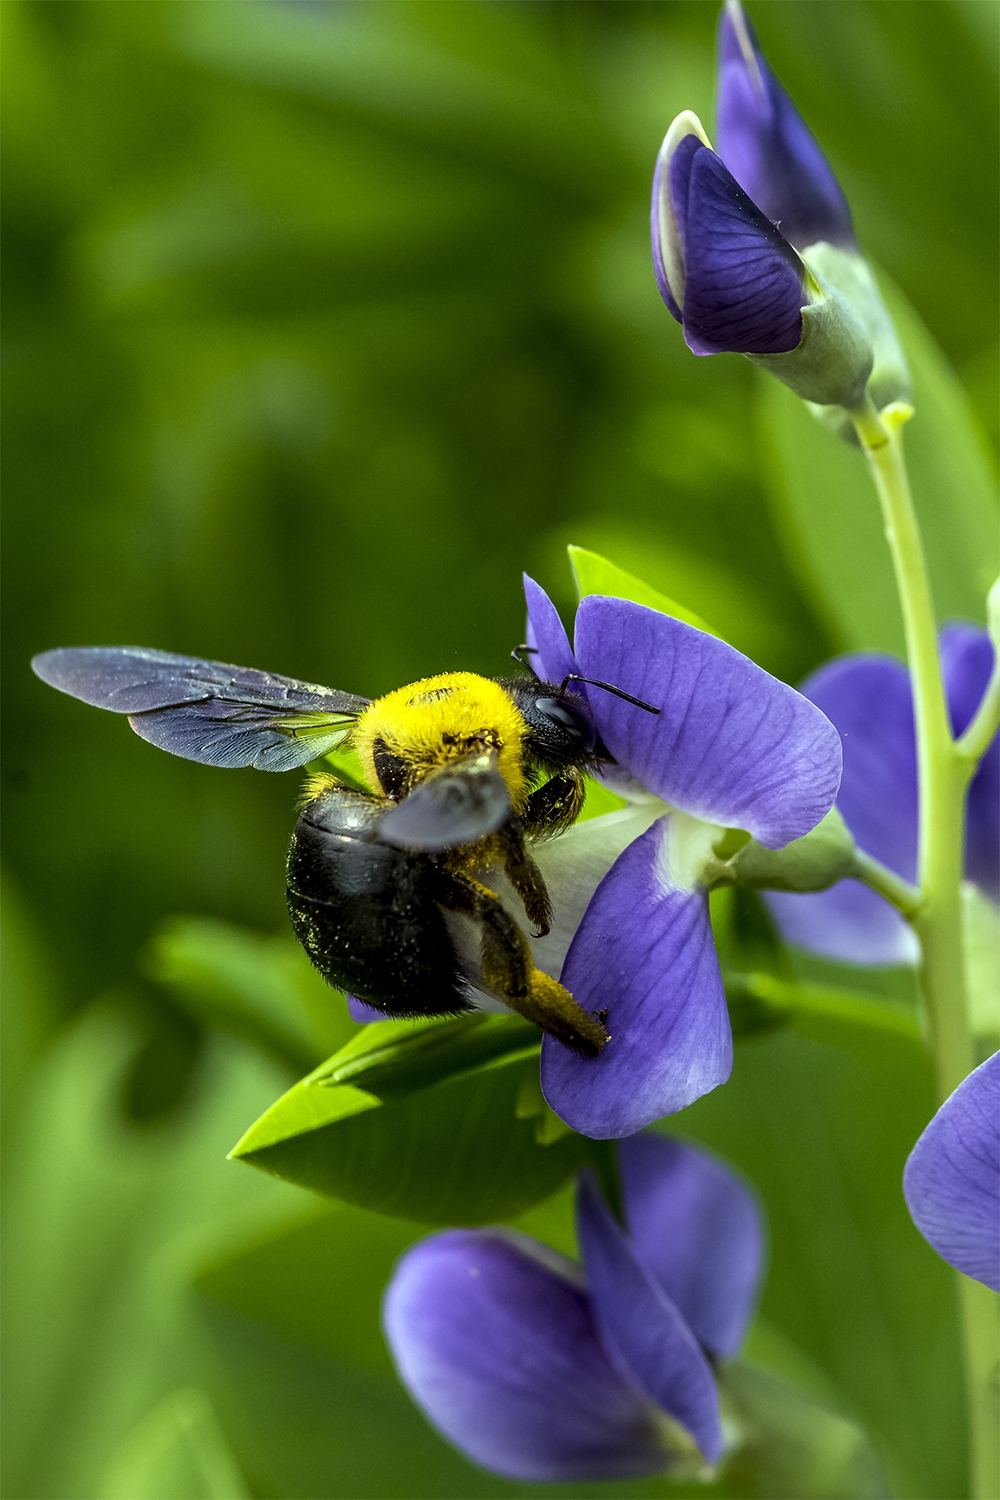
383,1135,763,1481
767,627,998,966
715,0,855,254
522,579,841,1138
652,4,908,422
903,1052,1000,1292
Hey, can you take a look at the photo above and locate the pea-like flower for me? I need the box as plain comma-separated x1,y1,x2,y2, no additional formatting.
903,1052,1000,1292
652,2,909,425
521,579,841,1138
383,1134,763,1480
766,627,998,965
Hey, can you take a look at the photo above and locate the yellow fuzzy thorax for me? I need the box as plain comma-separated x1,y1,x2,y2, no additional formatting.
353,671,530,809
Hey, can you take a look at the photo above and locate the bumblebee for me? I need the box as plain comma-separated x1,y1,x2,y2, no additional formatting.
32,644,658,1057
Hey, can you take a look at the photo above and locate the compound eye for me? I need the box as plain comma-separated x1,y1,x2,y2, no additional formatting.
535,696,597,752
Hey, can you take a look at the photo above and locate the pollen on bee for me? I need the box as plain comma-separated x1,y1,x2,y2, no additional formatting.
353,671,531,806
298,770,341,807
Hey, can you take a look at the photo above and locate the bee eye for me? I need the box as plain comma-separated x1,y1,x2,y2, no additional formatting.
535,696,596,752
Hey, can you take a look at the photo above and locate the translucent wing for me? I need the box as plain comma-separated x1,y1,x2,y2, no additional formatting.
32,646,371,771
379,754,512,851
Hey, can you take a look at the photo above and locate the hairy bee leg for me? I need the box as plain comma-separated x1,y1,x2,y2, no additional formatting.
522,766,587,840
445,873,608,1059
495,821,552,938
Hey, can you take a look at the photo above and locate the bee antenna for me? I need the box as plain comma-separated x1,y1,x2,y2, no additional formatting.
511,644,540,678
560,673,661,715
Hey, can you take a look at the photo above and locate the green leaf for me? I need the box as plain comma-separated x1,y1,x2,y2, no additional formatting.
97,1388,249,1500
568,545,719,635
145,916,358,1073
757,273,998,654
230,1014,591,1223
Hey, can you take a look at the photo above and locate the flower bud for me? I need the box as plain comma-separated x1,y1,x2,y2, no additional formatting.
651,115,874,408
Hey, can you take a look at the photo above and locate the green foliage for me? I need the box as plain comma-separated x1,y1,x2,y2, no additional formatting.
758,276,998,656
569,545,718,635
145,915,358,1074
230,1014,594,1223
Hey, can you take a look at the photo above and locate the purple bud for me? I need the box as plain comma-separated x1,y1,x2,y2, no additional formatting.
651,112,805,357
716,1,855,252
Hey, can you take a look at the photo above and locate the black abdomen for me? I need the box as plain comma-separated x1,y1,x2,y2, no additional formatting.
286,786,473,1016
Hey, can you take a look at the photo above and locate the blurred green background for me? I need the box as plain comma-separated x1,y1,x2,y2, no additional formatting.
2,3,997,1498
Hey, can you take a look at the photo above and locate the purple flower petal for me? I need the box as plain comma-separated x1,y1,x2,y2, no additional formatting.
941,625,999,901
577,1172,722,1462
619,1134,764,1359
673,139,804,356
903,1052,1000,1292
573,596,842,850
765,881,919,967
541,818,732,1138
382,1229,670,1480
763,653,919,965
347,994,387,1023
523,574,578,688
716,1,856,252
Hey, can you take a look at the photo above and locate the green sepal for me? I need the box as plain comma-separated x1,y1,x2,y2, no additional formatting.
749,272,873,410
718,808,856,894
229,1013,593,1223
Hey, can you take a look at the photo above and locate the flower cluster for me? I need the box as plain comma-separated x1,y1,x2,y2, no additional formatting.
383,1134,763,1480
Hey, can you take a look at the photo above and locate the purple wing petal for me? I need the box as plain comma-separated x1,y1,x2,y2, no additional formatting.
941,625,999,901
716,1,856,252
764,882,919,967
675,141,804,356
541,819,732,1139
903,1053,1000,1292
765,653,920,965
382,1229,670,1481
577,1173,722,1463
347,994,387,1023
574,597,842,849
619,1134,764,1359
523,575,579,688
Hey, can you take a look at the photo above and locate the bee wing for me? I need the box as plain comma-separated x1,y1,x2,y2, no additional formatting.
379,755,512,852
32,646,371,772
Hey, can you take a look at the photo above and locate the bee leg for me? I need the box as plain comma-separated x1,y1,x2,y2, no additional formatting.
522,766,587,840
495,821,552,938
445,873,608,1059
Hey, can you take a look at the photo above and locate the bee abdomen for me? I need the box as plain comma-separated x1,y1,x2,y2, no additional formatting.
286,787,473,1017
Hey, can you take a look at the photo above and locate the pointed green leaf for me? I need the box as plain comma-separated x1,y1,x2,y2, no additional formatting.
568,545,720,635
230,1015,590,1223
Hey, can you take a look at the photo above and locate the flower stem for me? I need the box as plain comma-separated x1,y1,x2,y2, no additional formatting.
851,850,922,919
850,398,996,1500
850,399,973,1101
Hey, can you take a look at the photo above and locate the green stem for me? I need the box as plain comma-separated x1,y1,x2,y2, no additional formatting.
956,658,1000,765
851,849,922,919
851,400,973,1101
850,399,996,1500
